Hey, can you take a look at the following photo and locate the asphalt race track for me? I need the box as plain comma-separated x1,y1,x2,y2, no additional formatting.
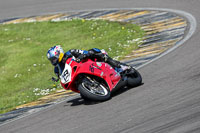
0,0,200,133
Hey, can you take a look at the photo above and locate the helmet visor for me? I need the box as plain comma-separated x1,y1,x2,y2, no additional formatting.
50,57,58,66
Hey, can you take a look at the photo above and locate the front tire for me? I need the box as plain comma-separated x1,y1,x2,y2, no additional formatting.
78,77,111,101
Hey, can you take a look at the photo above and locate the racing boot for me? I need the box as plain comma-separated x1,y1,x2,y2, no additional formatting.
120,64,131,71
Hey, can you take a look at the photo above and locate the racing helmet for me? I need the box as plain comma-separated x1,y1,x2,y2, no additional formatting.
47,45,64,66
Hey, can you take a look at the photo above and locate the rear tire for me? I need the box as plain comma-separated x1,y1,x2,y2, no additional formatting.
127,68,142,87
78,77,111,101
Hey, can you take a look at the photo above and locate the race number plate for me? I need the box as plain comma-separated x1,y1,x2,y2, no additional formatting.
60,64,72,84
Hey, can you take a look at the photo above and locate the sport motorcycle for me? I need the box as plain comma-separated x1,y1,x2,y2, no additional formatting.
59,57,142,101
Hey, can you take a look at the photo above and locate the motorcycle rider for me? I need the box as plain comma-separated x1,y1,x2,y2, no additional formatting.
47,45,131,81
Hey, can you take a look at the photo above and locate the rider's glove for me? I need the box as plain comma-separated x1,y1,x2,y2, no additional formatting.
52,77,59,82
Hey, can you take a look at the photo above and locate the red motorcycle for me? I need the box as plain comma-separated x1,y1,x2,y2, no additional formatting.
60,57,142,101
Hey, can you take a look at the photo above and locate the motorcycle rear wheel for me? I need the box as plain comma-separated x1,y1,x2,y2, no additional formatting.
127,68,142,87
78,76,111,101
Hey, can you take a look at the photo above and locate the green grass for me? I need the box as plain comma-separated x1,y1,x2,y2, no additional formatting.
0,19,144,114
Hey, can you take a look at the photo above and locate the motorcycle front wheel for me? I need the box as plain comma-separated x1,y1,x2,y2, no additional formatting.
78,76,111,101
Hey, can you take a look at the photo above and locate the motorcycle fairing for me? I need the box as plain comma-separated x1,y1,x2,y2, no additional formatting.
61,58,121,92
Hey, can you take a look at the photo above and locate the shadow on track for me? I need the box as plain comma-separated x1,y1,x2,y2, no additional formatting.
65,83,144,107
65,97,102,106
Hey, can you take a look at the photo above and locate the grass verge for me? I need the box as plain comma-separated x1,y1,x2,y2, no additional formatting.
0,19,144,114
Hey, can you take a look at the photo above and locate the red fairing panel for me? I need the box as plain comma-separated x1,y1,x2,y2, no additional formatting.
61,58,121,92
